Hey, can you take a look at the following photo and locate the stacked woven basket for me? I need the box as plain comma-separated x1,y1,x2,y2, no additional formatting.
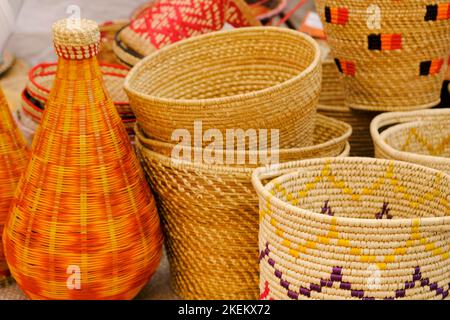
314,0,450,156
125,26,352,299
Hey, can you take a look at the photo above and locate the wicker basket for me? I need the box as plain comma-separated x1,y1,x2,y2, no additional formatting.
315,0,450,111
114,0,260,67
135,114,351,300
125,27,322,149
371,109,450,174
3,19,163,300
0,86,28,288
253,157,450,300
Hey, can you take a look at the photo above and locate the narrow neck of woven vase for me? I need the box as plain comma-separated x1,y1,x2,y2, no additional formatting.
31,56,132,162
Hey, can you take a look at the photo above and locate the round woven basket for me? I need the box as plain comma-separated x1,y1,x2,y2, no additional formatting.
371,109,450,174
137,114,351,164
315,0,450,111
0,87,28,288
3,19,163,300
116,0,261,67
135,114,351,300
253,157,450,300
125,27,322,149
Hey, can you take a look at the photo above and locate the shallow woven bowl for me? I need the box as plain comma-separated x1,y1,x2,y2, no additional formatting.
253,157,450,300
315,0,450,111
135,115,350,300
137,114,351,165
371,109,450,174
125,27,322,149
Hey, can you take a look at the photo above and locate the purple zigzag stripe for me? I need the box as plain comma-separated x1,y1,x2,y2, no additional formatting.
260,243,449,300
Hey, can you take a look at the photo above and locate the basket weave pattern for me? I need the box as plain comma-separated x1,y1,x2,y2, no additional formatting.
125,27,322,149
372,109,450,174
315,0,450,111
0,87,28,288
2,20,163,299
253,158,450,300
135,115,351,300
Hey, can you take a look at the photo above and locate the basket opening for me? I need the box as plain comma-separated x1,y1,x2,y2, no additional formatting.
383,121,450,158
129,30,317,101
268,161,449,220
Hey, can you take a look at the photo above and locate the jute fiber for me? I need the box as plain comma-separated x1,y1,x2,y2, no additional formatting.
2,19,163,300
125,27,322,149
371,108,450,174
315,0,450,111
253,157,450,300
135,115,351,300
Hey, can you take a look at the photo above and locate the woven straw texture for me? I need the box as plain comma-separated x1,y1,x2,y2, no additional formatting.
25,62,132,117
135,113,350,300
0,87,28,288
318,57,378,157
2,19,163,300
371,109,450,174
253,157,450,300
315,0,450,111
125,27,321,149
114,0,260,67
98,20,129,64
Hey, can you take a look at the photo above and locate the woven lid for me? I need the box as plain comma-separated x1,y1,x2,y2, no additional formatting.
52,19,100,60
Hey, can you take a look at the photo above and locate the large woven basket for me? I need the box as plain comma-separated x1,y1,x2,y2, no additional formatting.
135,114,351,300
0,86,28,288
114,0,260,67
371,109,450,174
3,19,163,300
315,0,450,111
125,27,322,148
253,157,450,300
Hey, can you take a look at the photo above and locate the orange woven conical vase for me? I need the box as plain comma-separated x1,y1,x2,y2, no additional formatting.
0,87,28,288
2,19,163,300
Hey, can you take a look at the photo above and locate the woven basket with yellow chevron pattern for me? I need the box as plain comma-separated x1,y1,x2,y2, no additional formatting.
371,109,450,174
253,157,450,300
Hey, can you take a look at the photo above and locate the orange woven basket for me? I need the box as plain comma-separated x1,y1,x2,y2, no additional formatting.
2,19,163,300
0,86,28,288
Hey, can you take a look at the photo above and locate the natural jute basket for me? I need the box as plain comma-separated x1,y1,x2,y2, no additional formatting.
315,0,450,111
125,27,322,148
3,19,163,300
98,20,128,64
371,108,450,174
135,115,351,300
253,157,450,300
0,86,28,288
